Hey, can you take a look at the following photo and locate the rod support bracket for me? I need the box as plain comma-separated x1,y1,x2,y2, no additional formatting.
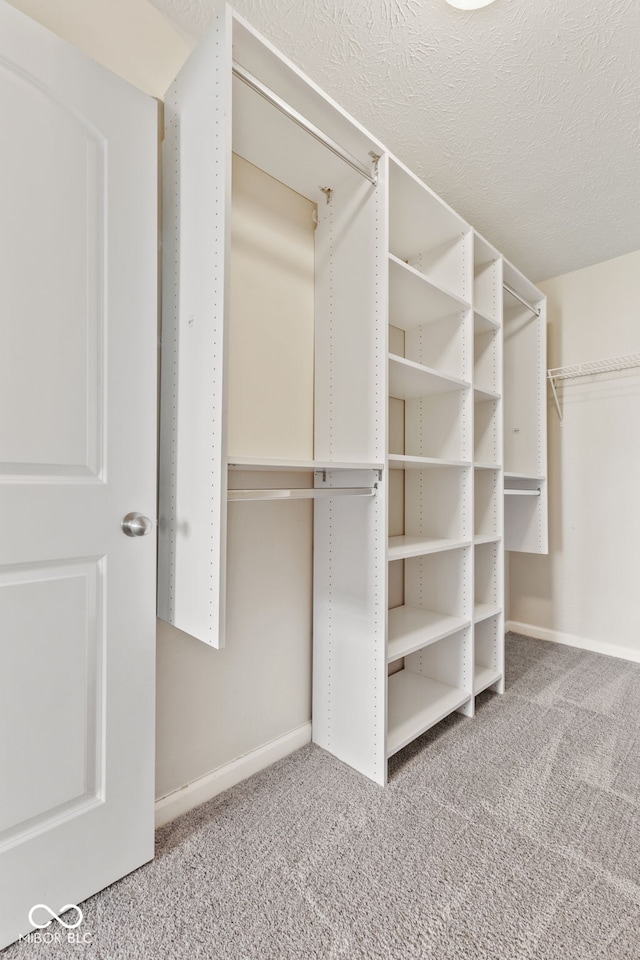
369,151,381,185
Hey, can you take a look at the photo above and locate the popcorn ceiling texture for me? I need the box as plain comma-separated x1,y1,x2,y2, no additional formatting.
150,0,640,282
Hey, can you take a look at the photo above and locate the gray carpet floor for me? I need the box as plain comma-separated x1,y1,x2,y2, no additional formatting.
5,633,640,959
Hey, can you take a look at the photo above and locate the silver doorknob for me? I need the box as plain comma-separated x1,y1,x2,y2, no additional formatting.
121,512,154,537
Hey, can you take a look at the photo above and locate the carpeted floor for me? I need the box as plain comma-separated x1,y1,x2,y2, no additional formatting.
6,633,640,959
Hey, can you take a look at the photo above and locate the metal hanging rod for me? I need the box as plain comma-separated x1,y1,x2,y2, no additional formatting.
232,61,379,186
504,488,540,497
547,352,640,421
228,486,377,502
503,282,540,318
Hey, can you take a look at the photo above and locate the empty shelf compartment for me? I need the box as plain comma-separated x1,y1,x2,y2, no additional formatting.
389,354,469,399
474,614,503,694
388,606,469,661
388,255,468,328
387,671,470,756
474,664,502,695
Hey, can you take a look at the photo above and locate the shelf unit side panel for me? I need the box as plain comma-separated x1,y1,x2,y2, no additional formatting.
313,479,387,784
503,298,548,554
315,165,387,464
503,306,545,477
158,9,232,647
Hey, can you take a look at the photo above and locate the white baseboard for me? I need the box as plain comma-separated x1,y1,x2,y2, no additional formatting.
155,722,312,828
506,620,640,665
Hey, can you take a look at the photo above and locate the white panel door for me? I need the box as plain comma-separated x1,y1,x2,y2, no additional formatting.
0,2,157,948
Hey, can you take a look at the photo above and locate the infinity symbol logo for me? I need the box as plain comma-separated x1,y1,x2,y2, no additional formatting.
28,904,83,930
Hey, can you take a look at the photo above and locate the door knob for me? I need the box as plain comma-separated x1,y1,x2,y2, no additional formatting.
121,512,154,537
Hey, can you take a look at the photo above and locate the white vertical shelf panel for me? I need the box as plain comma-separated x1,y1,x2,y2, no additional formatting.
313,155,388,784
158,8,232,647
503,259,548,555
315,172,386,464
313,470,388,785
471,240,504,696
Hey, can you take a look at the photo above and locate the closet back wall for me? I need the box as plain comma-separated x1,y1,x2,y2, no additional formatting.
509,248,640,662
7,0,316,801
157,155,316,798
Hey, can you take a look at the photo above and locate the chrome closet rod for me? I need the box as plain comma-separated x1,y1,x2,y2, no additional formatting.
228,487,377,502
232,61,378,185
503,282,540,318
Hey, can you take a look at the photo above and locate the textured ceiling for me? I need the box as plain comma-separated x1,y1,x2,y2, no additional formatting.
150,0,640,281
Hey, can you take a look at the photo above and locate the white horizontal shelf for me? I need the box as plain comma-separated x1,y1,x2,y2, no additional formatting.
474,462,501,471
473,308,500,333
504,488,540,497
504,471,545,481
387,606,469,662
389,354,470,399
389,455,471,470
228,457,383,472
474,664,502,695
388,535,470,561
387,670,470,757
389,254,469,330
473,534,501,545
474,386,500,402
474,603,502,624
229,486,375,502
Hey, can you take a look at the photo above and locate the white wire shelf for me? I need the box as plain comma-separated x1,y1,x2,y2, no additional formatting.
548,353,640,420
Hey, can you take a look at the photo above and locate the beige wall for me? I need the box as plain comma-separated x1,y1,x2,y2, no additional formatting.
509,249,640,661
11,0,317,799
6,0,191,97
157,158,316,798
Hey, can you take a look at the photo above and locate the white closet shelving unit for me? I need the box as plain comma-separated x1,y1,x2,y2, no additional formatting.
472,234,504,695
502,261,548,554
158,2,548,786
386,157,474,756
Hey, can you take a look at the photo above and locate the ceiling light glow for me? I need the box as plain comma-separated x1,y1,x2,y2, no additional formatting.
445,0,498,9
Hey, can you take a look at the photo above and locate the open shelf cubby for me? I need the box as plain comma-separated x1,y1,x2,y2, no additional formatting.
474,614,503,694
474,329,500,396
473,240,500,324
474,397,500,465
474,540,501,616
387,628,472,756
388,466,472,549
404,391,471,461
389,321,469,385
387,546,471,660
389,355,469,399
474,468,501,540
389,159,471,305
